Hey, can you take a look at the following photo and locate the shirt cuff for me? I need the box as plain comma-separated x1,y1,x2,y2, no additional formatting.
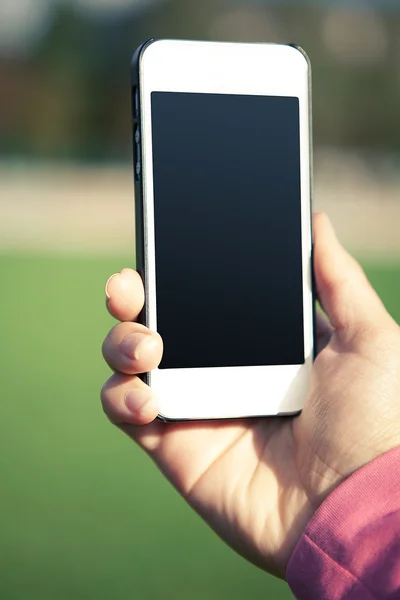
287,446,400,599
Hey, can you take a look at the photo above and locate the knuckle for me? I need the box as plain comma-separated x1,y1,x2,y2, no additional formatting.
101,335,109,360
100,373,135,424
101,324,125,365
100,381,112,416
100,379,121,425
313,211,326,228
102,325,119,356
101,342,115,370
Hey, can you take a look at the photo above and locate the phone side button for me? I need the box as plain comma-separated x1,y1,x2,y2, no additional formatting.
133,125,141,181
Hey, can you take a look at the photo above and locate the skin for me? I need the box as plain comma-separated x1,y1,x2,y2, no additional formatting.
101,213,400,579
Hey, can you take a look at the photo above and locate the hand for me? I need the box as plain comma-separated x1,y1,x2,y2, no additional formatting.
101,213,400,579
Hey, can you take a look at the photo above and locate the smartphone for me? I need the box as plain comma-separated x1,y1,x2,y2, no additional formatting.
131,39,314,421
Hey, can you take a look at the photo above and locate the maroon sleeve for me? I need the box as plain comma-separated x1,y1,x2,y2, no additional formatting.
287,446,400,599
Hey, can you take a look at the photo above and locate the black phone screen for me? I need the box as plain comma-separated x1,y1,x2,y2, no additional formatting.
151,92,305,369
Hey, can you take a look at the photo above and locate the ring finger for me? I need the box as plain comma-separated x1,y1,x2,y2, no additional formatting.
101,372,159,425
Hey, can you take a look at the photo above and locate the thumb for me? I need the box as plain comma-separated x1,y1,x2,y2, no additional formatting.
313,212,391,338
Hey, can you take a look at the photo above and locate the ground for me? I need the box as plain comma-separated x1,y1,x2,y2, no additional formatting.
1,155,399,599
1,150,400,260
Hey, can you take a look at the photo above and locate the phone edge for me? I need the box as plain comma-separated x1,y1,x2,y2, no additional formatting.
289,44,317,363
131,38,159,390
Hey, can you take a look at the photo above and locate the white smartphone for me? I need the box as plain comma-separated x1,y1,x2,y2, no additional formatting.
131,39,314,421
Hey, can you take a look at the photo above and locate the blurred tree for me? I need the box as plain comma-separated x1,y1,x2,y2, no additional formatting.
0,1,400,160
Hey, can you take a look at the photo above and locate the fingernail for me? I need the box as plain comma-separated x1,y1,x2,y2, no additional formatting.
105,273,119,299
120,333,149,361
125,389,153,417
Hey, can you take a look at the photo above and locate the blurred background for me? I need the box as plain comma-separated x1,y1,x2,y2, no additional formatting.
1,1,400,599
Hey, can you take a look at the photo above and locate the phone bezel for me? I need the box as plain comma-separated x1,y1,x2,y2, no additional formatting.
134,39,314,420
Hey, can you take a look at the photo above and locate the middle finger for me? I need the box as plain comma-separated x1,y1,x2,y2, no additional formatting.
102,322,163,375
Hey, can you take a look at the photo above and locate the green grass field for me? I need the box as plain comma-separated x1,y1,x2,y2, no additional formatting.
1,254,399,600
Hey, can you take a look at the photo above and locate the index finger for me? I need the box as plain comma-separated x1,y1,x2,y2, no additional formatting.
105,268,145,322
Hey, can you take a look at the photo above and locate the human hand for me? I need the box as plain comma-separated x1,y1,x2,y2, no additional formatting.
101,213,400,579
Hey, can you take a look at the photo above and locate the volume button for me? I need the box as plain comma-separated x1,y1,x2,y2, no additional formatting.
133,125,141,181
132,86,139,121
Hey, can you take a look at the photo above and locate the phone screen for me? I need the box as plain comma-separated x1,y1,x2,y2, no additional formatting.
151,92,305,369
